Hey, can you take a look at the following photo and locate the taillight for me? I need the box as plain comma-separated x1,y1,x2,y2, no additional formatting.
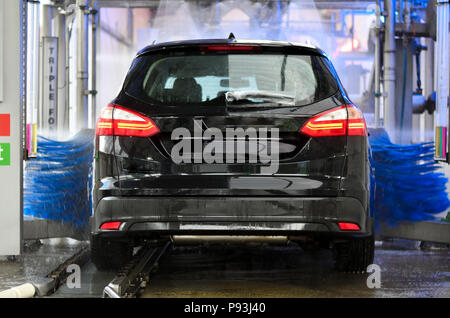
100,221,122,230
338,222,360,231
96,104,160,137
300,105,366,137
347,105,367,136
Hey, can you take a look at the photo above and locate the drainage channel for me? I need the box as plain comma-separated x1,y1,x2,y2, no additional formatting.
103,240,172,298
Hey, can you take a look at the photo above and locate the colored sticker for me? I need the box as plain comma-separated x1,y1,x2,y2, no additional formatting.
0,143,10,166
0,114,10,137
435,126,447,160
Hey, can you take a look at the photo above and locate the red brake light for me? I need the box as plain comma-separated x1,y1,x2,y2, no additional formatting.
100,221,122,230
338,222,361,231
96,105,160,137
300,105,366,137
201,45,261,52
347,106,367,136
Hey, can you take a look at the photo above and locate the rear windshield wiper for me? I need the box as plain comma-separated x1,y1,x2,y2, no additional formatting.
225,90,295,106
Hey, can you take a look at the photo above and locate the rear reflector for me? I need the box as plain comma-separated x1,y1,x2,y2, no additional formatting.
338,222,360,231
300,105,366,137
96,105,160,137
100,221,122,230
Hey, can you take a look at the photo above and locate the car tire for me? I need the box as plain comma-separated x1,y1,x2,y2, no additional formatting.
333,235,375,273
90,236,133,270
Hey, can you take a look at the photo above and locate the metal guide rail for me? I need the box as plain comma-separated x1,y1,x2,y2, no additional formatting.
103,240,172,298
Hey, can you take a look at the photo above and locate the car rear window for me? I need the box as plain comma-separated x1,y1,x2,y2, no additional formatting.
124,51,339,107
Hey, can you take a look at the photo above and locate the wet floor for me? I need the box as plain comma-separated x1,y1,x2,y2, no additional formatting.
52,242,449,298
142,244,449,298
0,239,87,292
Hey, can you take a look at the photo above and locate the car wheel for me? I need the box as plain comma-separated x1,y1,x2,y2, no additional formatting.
333,235,375,273
90,236,133,270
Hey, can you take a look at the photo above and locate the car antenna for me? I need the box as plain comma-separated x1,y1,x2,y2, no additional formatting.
228,32,236,42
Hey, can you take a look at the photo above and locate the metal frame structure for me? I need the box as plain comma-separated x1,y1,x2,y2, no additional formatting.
97,0,378,10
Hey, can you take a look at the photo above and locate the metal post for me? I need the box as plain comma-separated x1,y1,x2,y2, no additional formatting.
374,0,381,127
397,0,413,144
76,0,89,131
90,0,98,127
383,0,397,140
423,38,434,142
39,4,52,131
55,8,67,136
26,1,40,146
41,4,52,37
65,8,75,133
435,0,449,161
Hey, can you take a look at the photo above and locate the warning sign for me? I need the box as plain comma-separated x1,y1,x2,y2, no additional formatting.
0,143,10,166
0,114,10,136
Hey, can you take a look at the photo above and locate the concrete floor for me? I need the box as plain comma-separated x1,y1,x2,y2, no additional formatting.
52,241,449,298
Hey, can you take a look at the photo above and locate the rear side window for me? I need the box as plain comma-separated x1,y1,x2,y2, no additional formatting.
125,52,339,107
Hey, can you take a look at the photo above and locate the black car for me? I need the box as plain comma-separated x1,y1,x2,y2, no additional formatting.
91,38,374,272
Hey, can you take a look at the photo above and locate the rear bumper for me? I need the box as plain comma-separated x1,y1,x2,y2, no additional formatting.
92,196,372,238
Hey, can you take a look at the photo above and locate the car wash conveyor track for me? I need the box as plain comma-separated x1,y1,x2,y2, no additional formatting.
103,240,172,298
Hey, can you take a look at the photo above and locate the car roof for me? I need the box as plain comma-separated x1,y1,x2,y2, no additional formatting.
137,38,326,57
